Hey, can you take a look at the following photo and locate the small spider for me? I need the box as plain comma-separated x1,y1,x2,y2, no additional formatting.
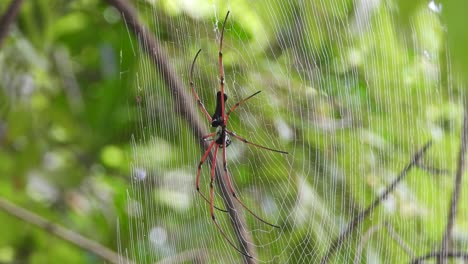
190,11,288,258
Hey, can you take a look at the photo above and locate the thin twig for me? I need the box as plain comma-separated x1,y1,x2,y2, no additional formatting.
156,248,208,264
353,223,384,264
353,222,414,264
0,197,133,264
0,0,23,47
105,0,256,262
438,107,468,264
411,251,468,264
383,222,414,258
320,141,433,264
415,161,450,176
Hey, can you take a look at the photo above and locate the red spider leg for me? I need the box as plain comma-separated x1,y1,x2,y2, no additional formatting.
197,140,228,213
190,49,213,122
219,11,230,126
202,132,216,141
222,139,280,228
226,130,289,154
225,91,261,124
210,143,252,258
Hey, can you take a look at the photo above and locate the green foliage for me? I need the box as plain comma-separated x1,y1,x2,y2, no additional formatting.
0,0,467,263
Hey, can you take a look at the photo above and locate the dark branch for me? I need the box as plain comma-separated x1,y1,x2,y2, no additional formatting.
105,0,256,262
0,0,23,48
320,141,433,264
438,107,468,263
411,251,468,264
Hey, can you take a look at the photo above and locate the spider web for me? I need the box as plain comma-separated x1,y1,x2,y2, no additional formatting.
118,0,467,263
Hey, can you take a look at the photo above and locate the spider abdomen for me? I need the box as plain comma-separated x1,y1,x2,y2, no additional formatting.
211,91,228,127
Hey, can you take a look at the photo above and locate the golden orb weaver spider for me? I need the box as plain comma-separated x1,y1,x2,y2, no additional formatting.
189,11,288,258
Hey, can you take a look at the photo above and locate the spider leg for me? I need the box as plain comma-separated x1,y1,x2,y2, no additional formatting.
225,91,261,123
202,132,216,141
190,49,213,122
222,140,280,228
219,11,230,126
197,140,228,213
226,130,289,154
210,143,252,258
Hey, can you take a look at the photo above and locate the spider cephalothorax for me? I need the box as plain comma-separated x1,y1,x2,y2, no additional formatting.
189,11,288,258
214,126,231,147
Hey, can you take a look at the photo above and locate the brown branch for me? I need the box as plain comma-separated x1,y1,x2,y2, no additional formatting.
320,141,433,264
411,251,468,264
0,197,133,264
438,106,468,264
105,0,256,262
0,0,23,48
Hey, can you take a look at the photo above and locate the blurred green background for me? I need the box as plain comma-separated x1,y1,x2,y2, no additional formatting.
0,0,467,263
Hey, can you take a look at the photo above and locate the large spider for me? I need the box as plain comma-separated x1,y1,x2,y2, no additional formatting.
190,11,288,257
